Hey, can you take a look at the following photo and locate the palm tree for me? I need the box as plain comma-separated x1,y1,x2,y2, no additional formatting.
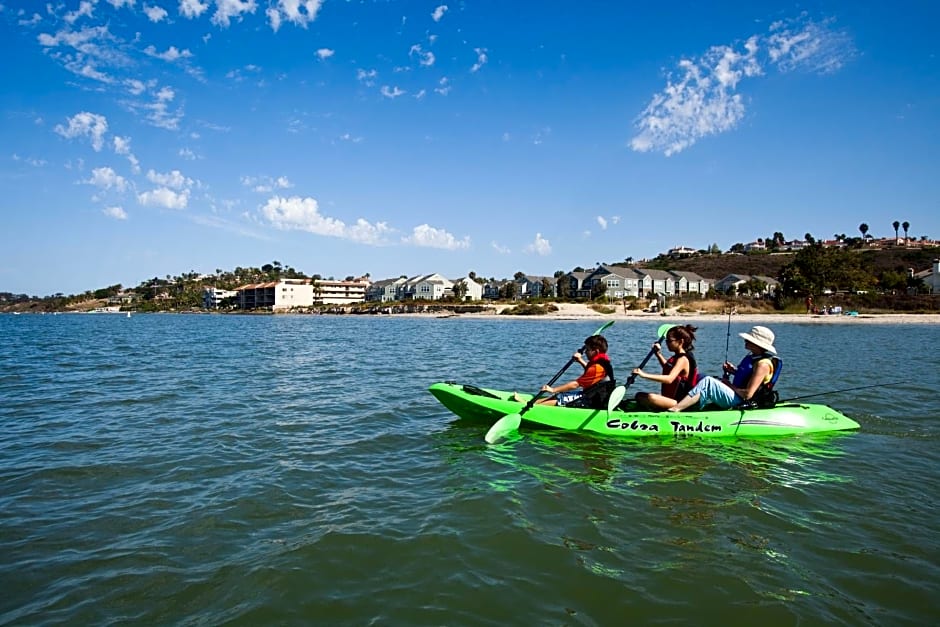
859,223,869,239
902,221,910,243
893,220,900,242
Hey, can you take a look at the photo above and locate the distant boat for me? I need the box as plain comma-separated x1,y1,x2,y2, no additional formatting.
126,311,131,318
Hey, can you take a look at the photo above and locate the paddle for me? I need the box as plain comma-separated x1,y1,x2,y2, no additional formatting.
484,320,615,444
606,323,675,414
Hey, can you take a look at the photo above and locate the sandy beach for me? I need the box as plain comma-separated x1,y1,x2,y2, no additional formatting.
461,302,940,324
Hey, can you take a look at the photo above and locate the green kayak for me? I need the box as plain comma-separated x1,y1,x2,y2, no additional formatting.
428,381,861,438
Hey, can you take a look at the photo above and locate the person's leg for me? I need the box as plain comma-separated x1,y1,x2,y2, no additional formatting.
643,392,678,411
669,377,736,412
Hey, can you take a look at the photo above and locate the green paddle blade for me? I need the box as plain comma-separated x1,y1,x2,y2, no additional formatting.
656,323,675,339
484,413,521,444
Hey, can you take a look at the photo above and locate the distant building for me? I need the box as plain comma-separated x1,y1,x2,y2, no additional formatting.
914,259,940,294
313,277,370,305
667,246,697,258
203,287,237,309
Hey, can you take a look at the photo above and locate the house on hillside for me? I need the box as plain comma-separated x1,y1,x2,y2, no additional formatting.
914,259,940,293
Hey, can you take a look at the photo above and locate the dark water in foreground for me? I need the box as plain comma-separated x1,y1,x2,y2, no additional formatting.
1,313,938,625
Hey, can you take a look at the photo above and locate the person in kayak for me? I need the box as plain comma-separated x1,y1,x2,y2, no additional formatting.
512,335,614,408
668,325,777,412
631,324,699,410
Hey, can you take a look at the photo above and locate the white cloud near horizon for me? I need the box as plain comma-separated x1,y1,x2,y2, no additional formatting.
260,195,394,245
631,14,854,156
524,233,552,256
596,216,608,230
492,241,511,254
404,224,470,250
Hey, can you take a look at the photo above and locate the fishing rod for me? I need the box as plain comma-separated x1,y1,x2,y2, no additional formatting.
780,381,906,403
722,299,732,381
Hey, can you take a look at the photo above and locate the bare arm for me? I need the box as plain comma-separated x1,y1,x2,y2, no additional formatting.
634,355,688,384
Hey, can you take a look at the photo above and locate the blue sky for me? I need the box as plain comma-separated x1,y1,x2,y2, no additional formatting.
1,1,938,296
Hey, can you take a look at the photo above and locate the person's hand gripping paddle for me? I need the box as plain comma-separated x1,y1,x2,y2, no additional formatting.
484,321,615,444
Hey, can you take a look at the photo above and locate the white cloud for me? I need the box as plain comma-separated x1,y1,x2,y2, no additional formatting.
596,216,608,230
112,136,140,173
241,175,292,192
339,133,363,143
178,147,197,160
86,166,127,191
357,68,377,86
106,0,137,9
403,224,470,250
147,169,193,190
138,187,190,209
144,45,193,61
316,48,334,60
491,241,511,254
266,0,323,32
632,14,853,156
179,0,209,19
524,233,552,256
434,76,451,96
18,13,43,26
470,48,488,73
143,4,169,22
64,1,95,24
211,0,258,28
55,112,108,151
103,206,128,220
409,44,435,67
768,15,854,74
260,196,394,245
380,85,405,99
431,5,448,22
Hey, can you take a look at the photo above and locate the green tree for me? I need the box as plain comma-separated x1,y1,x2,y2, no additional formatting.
452,281,467,301
859,223,869,240
902,221,910,242
892,220,900,241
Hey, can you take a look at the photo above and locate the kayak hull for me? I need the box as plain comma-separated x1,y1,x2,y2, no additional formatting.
428,382,861,438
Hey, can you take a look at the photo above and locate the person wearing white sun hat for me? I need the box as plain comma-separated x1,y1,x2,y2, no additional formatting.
668,326,778,412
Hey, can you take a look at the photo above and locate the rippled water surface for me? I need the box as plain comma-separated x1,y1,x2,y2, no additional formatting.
1,313,938,625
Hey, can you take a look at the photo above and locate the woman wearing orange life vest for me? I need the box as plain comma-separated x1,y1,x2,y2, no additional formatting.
631,324,699,411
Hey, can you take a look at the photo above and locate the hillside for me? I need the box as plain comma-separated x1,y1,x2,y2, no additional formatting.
620,246,940,281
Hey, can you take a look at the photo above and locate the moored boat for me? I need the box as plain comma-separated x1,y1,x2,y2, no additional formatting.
428,381,861,438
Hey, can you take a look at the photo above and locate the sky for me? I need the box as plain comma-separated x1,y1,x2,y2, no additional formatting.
1,1,938,296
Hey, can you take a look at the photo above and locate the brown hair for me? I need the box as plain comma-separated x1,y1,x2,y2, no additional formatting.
666,325,697,351
584,335,608,353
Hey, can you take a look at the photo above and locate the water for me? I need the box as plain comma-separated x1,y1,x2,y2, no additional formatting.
1,313,938,625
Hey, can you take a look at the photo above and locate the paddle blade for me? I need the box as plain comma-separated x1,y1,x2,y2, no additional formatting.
485,414,521,444
607,385,626,414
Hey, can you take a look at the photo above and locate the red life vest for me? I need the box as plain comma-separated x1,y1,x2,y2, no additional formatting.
661,352,698,400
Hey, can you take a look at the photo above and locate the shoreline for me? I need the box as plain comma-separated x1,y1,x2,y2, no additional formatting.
448,303,940,324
